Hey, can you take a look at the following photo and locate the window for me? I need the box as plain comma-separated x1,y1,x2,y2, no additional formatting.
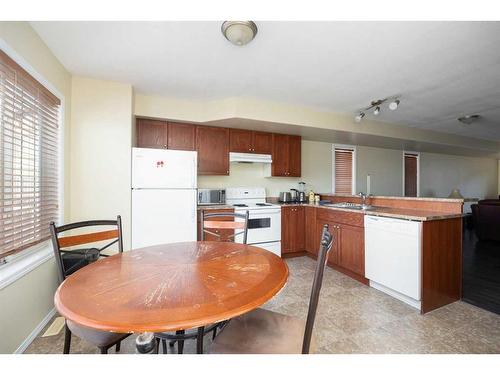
403,152,419,197
332,145,356,194
0,49,60,259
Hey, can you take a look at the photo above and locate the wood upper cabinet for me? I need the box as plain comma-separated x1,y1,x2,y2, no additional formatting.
136,118,168,149
167,122,196,151
271,134,301,177
230,129,272,154
288,135,301,176
252,132,272,154
196,126,230,175
337,224,364,276
230,129,253,153
281,206,305,254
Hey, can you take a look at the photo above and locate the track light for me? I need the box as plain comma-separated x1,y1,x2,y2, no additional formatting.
354,112,365,122
354,96,400,121
389,99,400,111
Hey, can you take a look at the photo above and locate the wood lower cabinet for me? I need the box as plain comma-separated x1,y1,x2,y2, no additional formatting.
197,208,234,241
337,223,364,276
271,134,301,177
281,206,305,254
196,126,230,175
305,207,365,282
305,206,317,256
167,122,196,151
136,118,168,149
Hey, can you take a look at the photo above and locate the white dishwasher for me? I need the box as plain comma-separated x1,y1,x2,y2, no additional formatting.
364,215,422,309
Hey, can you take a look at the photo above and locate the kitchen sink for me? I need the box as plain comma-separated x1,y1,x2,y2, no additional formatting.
322,202,373,210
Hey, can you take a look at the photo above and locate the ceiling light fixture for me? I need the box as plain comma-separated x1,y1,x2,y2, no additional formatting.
389,99,400,111
354,112,365,123
458,114,481,125
353,96,401,122
221,21,258,46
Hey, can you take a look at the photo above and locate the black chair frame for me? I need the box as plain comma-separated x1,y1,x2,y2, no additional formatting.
200,210,250,244
302,224,333,353
49,216,130,354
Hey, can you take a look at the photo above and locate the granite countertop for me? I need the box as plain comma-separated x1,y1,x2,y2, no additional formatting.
197,203,463,221
319,193,465,203
274,202,463,221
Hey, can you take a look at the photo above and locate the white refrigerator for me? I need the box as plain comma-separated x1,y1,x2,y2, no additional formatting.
132,147,197,249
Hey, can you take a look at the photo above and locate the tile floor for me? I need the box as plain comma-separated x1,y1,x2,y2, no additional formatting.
25,256,500,354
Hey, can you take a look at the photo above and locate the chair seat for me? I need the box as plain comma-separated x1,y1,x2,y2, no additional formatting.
67,320,129,348
209,308,315,354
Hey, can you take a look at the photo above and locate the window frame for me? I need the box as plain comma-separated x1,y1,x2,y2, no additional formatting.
402,151,420,197
332,144,357,195
0,41,64,275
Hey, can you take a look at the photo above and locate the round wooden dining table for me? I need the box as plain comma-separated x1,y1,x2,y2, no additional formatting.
54,241,289,344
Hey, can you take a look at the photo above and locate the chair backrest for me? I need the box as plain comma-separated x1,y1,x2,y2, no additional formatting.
49,216,124,283
201,211,249,244
302,224,333,354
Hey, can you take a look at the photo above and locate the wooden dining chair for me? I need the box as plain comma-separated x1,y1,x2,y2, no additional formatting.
208,224,333,354
200,210,250,243
49,216,130,354
155,210,250,354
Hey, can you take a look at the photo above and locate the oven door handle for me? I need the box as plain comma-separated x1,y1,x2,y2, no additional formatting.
242,209,282,216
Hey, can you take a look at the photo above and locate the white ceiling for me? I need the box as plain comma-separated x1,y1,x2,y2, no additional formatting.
31,21,500,141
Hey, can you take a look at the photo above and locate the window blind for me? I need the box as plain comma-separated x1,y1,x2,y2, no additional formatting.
404,153,418,197
334,148,354,194
0,49,60,259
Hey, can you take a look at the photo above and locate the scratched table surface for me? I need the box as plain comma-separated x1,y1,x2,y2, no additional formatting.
54,241,289,333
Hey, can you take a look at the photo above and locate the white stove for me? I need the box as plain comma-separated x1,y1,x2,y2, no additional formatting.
226,187,281,256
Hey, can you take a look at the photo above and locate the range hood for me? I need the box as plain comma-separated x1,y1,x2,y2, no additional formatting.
229,152,272,164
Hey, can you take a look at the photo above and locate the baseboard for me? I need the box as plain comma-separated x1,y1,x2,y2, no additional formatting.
281,251,308,259
14,307,56,354
370,281,421,311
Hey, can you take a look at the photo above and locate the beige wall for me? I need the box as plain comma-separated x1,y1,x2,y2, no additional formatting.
420,152,498,199
356,146,404,196
199,140,332,196
0,22,71,353
70,77,133,249
135,93,500,157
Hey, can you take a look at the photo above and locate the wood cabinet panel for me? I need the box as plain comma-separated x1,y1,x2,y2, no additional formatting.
230,129,254,153
338,224,364,276
197,208,235,241
293,206,305,251
167,122,196,151
196,126,230,175
316,208,364,227
271,134,302,177
136,118,168,149
305,206,317,255
421,218,462,313
272,134,289,177
288,135,301,177
253,132,272,154
281,206,305,254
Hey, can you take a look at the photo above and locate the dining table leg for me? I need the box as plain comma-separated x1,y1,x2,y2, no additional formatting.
135,332,157,354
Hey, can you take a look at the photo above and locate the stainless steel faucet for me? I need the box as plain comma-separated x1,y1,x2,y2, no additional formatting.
359,192,367,206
